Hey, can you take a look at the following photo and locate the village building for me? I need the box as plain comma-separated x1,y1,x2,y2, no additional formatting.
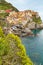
6,10,39,26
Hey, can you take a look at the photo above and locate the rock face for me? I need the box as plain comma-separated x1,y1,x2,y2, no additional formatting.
27,22,36,29
39,23,43,29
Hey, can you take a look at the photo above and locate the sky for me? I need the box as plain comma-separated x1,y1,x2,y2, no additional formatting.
6,0,43,20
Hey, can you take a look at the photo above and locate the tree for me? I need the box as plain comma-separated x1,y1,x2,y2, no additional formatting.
33,15,42,24
33,15,42,35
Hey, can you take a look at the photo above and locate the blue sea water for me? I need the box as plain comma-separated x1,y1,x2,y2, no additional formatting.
21,30,43,65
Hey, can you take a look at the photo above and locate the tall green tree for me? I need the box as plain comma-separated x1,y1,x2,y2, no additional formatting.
33,15,42,35
33,15,42,24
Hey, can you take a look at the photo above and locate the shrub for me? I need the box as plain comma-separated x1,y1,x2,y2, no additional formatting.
0,27,4,37
0,27,33,65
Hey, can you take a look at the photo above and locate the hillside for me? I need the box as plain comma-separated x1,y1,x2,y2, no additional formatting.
0,0,19,27
0,27,33,65
0,0,19,11
0,0,19,19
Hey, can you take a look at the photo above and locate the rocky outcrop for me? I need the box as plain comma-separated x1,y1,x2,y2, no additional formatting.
27,22,36,29
27,22,43,30
39,23,43,29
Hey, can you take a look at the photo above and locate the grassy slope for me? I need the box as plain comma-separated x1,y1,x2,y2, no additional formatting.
0,0,19,11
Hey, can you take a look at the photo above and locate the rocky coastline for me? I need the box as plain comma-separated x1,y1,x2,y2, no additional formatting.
3,22,43,37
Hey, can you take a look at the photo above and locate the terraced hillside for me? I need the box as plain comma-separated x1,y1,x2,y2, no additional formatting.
0,0,18,18
0,0,19,11
0,0,19,27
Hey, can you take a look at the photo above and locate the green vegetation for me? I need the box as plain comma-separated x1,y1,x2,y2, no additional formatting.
33,15,42,24
0,27,4,37
0,0,19,12
0,0,19,20
0,20,7,27
0,0,6,3
0,13,9,18
0,0,19,27
0,27,33,65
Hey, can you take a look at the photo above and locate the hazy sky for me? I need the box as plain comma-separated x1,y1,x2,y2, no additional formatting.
6,0,43,20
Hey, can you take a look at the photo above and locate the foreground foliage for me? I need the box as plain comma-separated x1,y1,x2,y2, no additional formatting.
0,27,33,65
